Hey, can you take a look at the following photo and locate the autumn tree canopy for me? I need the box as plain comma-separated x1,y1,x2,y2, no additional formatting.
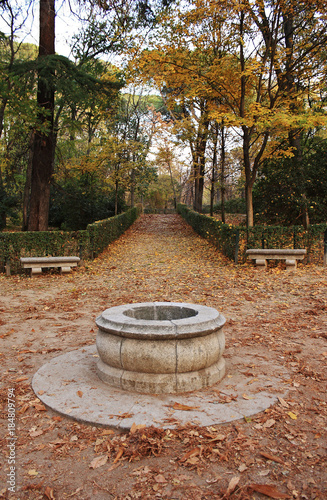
132,0,327,226
1,0,327,229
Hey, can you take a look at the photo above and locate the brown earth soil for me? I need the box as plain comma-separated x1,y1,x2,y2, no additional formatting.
0,214,326,500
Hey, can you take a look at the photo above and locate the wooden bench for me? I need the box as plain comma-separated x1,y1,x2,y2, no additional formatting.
20,256,80,276
246,249,306,269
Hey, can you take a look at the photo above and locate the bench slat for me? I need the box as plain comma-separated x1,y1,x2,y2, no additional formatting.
20,256,80,264
246,249,306,270
246,249,306,256
20,256,80,276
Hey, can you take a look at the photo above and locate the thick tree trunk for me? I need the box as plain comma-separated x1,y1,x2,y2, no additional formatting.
130,168,135,208
283,9,310,229
245,182,254,228
243,127,255,228
220,124,226,224
115,178,119,215
210,164,216,218
22,131,35,230
192,132,208,213
194,155,205,213
167,159,177,209
28,0,55,231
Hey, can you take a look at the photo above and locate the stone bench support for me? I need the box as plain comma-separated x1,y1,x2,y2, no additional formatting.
246,249,306,269
20,256,80,276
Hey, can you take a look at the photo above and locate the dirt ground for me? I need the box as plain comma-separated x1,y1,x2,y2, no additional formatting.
0,214,326,500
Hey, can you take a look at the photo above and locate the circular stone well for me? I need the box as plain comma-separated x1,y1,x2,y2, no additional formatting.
95,302,226,394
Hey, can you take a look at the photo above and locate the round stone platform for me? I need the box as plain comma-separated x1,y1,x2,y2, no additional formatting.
32,346,290,430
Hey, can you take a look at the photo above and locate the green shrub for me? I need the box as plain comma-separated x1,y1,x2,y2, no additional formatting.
178,203,327,265
0,207,140,273
213,198,246,214
49,175,126,230
253,139,327,225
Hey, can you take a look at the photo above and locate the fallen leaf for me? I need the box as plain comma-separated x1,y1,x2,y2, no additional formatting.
288,411,297,420
34,403,46,411
131,465,152,476
260,452,284,464
29,429,44,438
155,474,167,483
130,423,147,434
278,396,288,407
66,487,83,497
242,394,253,400
44,486,55,500
28,469,39,476
263,419,276,428
15,376,28,382
101,429,115,436
113,447,124,463
249,484,291,498
206,476,222,484
77,391,83,398
172,402,199,411
238,463,247,472
89,455,108,469
226,476,240,495
180,447,201,462
19,403,30,414
208,434,226,442
107,463,121,472
258,470,271,477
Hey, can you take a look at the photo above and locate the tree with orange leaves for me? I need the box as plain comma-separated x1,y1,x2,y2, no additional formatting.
133,0,327,226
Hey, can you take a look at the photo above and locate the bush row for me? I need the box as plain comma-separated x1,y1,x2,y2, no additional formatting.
0,207,140,274
177,204,327,265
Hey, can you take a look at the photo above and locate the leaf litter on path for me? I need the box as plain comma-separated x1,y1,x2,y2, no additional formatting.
0,214,326,499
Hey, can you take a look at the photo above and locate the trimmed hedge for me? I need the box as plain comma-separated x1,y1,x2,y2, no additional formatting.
87,208,140,258
0,207,140,274
177,204,327,265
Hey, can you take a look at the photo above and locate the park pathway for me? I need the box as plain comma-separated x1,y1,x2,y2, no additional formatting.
83,213,233,309
75,215,241,318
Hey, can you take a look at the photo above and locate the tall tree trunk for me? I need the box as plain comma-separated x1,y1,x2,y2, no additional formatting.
283,8,309,229
22,131,35,230
210,149,216,217
194,155,206,213
239,10,254,228
192,122,209,213
167,159,177,209
130,168,135,208
243,127,254,228
245,182,254,229
115,177,119,215
220,123,226,224
28,0,55,231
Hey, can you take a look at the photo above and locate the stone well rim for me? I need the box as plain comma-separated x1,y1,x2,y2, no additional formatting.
95,301,226,340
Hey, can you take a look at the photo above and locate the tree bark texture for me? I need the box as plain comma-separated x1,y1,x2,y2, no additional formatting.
28,0,55,231
283,8,310,229
192,115,210,213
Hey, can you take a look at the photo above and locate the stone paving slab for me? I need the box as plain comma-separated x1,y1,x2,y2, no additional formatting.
32,346,289,430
